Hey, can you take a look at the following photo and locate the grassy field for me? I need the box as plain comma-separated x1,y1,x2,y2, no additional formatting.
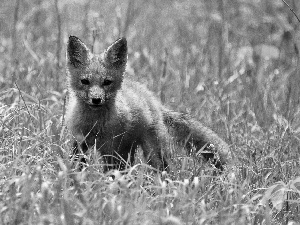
1,0,300,224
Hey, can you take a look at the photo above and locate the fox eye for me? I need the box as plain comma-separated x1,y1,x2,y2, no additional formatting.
103,79,113,86
81,79,90,85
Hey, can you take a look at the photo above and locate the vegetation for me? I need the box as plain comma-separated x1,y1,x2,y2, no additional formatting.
1,0,300,224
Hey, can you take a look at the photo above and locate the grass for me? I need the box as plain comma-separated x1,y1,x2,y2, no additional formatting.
1,77,300,225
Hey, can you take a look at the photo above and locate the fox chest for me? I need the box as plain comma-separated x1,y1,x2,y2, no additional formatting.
72,117,136,151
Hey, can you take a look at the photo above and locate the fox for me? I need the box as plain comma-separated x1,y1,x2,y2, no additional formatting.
65,35,231,172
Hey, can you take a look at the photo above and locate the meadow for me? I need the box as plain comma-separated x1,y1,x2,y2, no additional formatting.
1,0,300,224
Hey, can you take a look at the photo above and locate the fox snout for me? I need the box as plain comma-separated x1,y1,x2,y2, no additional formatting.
88,85,105,106
91,98,101,105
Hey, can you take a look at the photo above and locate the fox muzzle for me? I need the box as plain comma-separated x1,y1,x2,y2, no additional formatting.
88,86,105,105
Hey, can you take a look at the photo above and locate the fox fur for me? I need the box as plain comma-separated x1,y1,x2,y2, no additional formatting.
65,36,231,172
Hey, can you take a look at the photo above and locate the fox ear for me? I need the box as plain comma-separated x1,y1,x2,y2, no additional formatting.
67,36,91,68
103,38,127,70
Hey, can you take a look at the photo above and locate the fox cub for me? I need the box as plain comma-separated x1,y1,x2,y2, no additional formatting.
66,36,231,172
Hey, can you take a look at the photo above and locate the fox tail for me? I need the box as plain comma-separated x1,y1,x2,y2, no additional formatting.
163,109,231,169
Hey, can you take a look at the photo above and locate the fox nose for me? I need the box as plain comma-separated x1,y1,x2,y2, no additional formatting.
92,98,101,105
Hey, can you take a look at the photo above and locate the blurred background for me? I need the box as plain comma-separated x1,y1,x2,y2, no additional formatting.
1,0,300,140
2,2,300,221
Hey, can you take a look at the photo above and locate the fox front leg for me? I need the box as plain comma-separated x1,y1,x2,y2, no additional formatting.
102,149,136,173
70,140,88,170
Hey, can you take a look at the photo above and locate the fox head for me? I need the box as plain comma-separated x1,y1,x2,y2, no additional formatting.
66,36,127,109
